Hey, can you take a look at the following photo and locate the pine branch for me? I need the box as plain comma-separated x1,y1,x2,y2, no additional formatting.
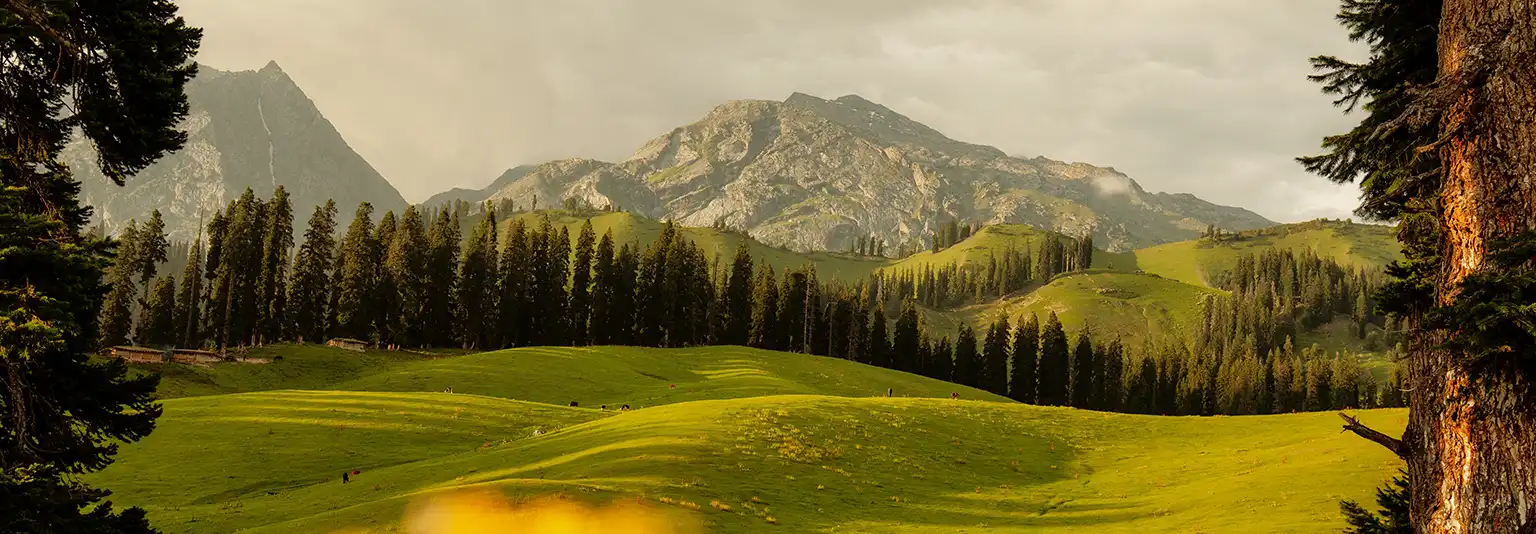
1338,412,1406,459
1,0,84,57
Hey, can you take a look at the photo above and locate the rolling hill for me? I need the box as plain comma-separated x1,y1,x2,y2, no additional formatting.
92,345,1405,534
938,271,1220,346
1132,219,1399,288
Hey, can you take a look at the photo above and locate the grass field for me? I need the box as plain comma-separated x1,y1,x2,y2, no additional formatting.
94,344,1406,533
883,225,1140,275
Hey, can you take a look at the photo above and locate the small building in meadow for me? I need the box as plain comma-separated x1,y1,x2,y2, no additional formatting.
327,338,369,352
170,349,223,365
109,346,166,364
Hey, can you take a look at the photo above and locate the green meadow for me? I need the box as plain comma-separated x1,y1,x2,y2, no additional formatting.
95,345,1405,533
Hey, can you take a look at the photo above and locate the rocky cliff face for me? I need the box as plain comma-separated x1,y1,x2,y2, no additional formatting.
456,93,1273,252
67,61,407,240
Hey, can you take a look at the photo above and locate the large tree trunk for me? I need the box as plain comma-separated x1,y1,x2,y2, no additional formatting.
1410,0,1536,532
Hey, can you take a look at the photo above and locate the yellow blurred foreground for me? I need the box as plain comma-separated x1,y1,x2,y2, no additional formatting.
364,490,703,534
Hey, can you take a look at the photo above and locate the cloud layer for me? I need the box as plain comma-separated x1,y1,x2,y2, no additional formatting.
177,0,1371,222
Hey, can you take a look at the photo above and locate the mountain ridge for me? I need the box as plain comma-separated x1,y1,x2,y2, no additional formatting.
449,92,1274,252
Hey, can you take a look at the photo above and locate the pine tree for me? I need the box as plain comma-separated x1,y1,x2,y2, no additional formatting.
722,242,754,346
423,208,461,347
1100,338,1125,412
610,244,640,345
1127,355,1158,414
777,269,809,353
545,225,572,345
371,210,400,346
333,203,378,341
385,206,429,347
1340,470,1412,534
589,231,616,345
569,219,597,345
255,187,293,343
137,276,178,347
454,208,497,348
286,201,338,344
1037,312,1070,405
496,218,530,348
930,336,954,382
1,1,199,526
892,299,922,372
954,326,979,387
750,265,779,350
1070,329,1097,408
1010,314,1039,403
176,240,203,347
133,210,169,308
981,316,1010,395
867,306,890,368
98,221,141,347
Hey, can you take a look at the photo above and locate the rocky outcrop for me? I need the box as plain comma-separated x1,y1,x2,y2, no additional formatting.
67,61,407,240
459,93,1273,252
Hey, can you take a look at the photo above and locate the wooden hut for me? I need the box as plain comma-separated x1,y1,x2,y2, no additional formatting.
327,338,369,352
109,346,166,364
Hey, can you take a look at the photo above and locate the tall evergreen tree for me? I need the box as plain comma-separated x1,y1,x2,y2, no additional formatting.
722,242,754,346
867,306,890,368
371,211,400,346
1070,329,1097,408
545,225,572,344
589,231,616,345
386,206,429,348
455,207,497,348
954,325,980,388
1100,339,1125,412
286,200,338,344
610,244,640,345
423,208,461,347
496,218,531,348
931,336,954,382
176,240,203,347
1010,314,1040,403
981,316,1010,395
0,1,199,527
133,210,169,310
1037,311,1070,405
137,276,177,348
333,202,378,341
777,269,809,353
97,222,139,348
255,187,292,343
750,265,780,350
569,219,597,345
892,299,922,372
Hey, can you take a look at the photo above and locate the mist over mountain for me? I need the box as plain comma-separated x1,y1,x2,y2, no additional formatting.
67,61,407,240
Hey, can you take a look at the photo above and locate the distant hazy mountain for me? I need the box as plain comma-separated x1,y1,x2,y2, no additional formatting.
449,93,1274,252
66,61,407,240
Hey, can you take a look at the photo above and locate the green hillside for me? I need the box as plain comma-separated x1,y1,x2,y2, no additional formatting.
500,210,893,282
331,345,1010,407
938,271,1219,344
89,373,1407,533
1132,219,1399,287
884,224,1139,274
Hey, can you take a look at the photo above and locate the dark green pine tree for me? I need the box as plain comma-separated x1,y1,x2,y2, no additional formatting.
372,210,400,346
286,200,338,344
589,230,616,345
803,269,825,356
1340,470,1411,534
424,208,461,347
722,242,755,346
385,206,429,347
211,192,260,348
544,225,572,345
954,326,980,387
255,186,293,343
1100,338,1125,412
750,265,779,350
496,218,530,348
609,244,640,345
930,336,954,382
133,210,169,310
634,223,673,346
333,202,378,341
981,316,1010,395
1037,311,1070,405
867,305,890,368
201,210,228,342
1127,354,1159,414
777,269,809,353
846,301,868,363
1010,314,1040,403
891,299,922,373
569,219,597,345
97,220,139,347
0,0,199,527
455,207,497,349
137,276,178,348
175,239,203,347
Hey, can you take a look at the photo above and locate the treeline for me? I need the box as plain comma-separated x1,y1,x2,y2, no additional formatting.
100,192,1399,416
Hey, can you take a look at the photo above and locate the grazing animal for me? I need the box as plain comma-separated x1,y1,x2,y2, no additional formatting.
886,388,893,397
569,401,579,407
621,404,631,411
669,384,676,389
342,472,350,483
951,392,959,400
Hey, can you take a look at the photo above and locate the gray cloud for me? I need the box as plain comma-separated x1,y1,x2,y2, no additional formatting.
177,0,1369,222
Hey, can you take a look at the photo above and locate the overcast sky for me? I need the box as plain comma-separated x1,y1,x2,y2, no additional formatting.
176,0,1369,223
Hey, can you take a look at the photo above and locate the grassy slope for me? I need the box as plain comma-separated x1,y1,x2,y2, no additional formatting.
1132,220,1399,288
92,390,1407,533
502,211,893,282
936,271,1219,344
130,344,461,399
883,225,1140,275
330,345,1010,407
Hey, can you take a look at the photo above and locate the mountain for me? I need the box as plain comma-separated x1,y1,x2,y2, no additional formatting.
65,61,407,240
455,92,1275,252
419,164,536,208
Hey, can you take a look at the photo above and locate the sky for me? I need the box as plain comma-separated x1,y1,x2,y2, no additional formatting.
176,0,1371,223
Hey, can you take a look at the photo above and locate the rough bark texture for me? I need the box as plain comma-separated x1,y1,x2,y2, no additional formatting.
1413,1,1536,532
